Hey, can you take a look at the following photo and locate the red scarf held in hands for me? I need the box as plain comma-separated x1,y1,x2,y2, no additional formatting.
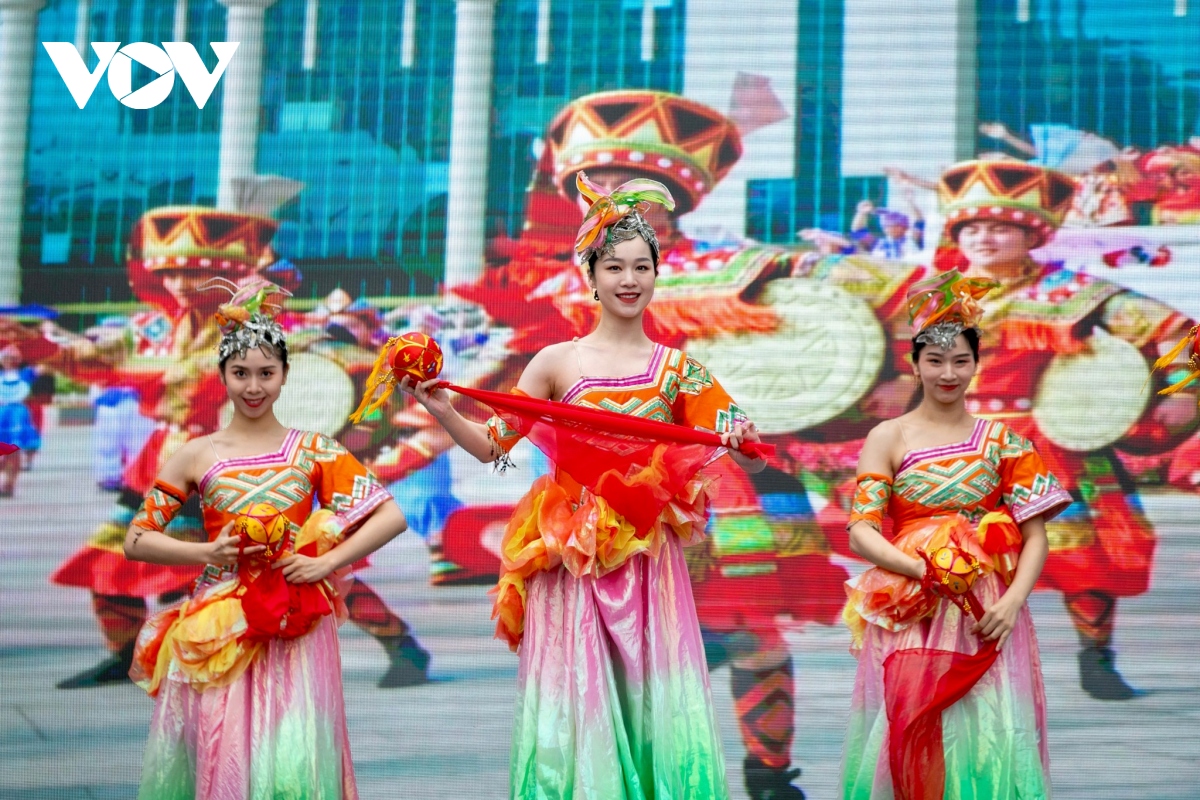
882,587,1000,800
441,383,774,535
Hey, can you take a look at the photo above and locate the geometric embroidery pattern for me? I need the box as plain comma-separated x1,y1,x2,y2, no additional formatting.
201,429,388,524
893,419,1070,523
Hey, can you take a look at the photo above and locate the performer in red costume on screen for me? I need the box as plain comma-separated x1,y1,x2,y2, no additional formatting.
6,207,429,689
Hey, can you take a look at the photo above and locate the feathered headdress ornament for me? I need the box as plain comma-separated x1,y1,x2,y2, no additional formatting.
1150,325,1200,397
907,272,999,351
203,277,292,362
574,172,676,265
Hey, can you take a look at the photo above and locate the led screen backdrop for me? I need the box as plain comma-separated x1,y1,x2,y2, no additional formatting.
2,1,1199,798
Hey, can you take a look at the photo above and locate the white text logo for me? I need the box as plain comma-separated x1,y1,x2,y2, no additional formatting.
42,42,239,110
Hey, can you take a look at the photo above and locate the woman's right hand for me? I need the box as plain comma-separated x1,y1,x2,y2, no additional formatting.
397,375,455,420
206,520,265,566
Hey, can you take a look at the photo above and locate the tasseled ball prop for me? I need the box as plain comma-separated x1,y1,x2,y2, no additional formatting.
928,546,982,595
349,333,444,424
388,331,444,382
235,502,289,559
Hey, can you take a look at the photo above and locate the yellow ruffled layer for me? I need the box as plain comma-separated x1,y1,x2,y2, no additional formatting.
843,512,1021,652
491,473,712,651
134,510,350,696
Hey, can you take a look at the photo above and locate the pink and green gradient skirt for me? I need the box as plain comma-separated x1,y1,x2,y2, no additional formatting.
840,572,1052,800
137,616,357,800
510,533,728,799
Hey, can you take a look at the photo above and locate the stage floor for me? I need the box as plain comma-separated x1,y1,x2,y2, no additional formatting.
3,416,1199,799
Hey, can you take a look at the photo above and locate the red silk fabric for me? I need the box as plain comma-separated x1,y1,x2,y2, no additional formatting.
443,383,774,535
240,539,334,643
882,589,999,800
0,441,17,456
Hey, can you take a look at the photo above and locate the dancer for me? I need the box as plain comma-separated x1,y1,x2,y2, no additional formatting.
452,91,858,798
840,272,1072,799
402,173,765,798
27,207,426,688
0,344,39,497
125,283,406,799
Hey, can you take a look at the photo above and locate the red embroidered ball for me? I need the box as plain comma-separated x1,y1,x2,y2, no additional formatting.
929,546,981,595
236,502,288,557
388,332,444,383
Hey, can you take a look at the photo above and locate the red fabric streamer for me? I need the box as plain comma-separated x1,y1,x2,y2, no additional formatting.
442,383,774,535
882,589,999,800
0,441,18,456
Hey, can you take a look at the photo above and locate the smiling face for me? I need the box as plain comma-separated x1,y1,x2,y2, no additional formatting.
914,334,978,406
589,236,657,320
954,219,1039,275
220,345,288,420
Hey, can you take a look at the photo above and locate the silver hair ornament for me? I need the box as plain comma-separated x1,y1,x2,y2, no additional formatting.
915,321,970,352
592,211,660,263
218,313,287,362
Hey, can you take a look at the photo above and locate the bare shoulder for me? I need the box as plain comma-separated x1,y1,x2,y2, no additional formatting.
517,341,575,400
859,418,903,476
157,436,209,490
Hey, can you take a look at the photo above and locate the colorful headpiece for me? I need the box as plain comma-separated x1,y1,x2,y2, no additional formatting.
126,206,283,315
546,90,742,214
1151,325,1200,398
938,160,1077,249
129,206,280,273
574,172,675,265
204,278,291,363
907,271,999,351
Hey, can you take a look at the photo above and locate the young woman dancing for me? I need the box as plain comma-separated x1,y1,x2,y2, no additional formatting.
840,272,1073,799
124,285,407,799
402,174,766,798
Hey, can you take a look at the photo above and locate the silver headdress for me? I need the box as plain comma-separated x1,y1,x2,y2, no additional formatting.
595,210,661,263
915,322,968,352
203,278,291,362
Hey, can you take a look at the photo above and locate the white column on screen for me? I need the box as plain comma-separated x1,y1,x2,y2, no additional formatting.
216,0,278,210
641,0,655,62
401,0,416,68
1016,0,1030,22
535,0,550,65
173,0,188,41
302,0,318,71
0,0,48,304
74,0,91,54
443,0,497,288
842,0,977,210
1174,0,1186,17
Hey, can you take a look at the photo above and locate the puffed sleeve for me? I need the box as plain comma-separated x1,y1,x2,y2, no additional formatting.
997,426,1074,523
668,352,748,433
847,473,892,532
312,434,391,534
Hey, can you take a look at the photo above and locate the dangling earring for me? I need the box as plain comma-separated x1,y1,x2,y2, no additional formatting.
593,289,599,301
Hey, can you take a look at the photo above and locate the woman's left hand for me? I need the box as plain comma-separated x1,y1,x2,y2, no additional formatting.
722,421,767,473
721,420,762,453
274,552,335,584
973,592,1024,651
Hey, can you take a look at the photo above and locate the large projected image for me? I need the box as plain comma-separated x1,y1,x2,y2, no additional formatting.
2,1,1199,799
